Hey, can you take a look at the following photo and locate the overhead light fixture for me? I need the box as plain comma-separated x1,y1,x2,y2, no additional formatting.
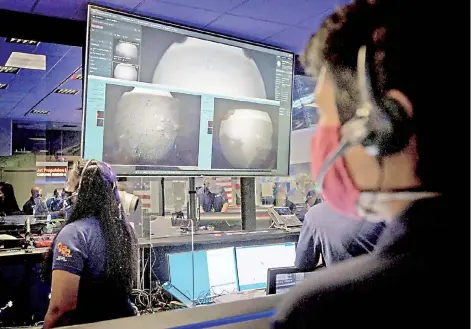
6,52,46,70
0,83,8,89
0,66,20,74
5,38,39,46
29,137,47,141
55,88,79,95
30,109,50,115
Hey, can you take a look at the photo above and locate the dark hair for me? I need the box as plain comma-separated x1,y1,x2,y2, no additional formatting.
43,160,137,293
0,182,21,215
302,0,445,193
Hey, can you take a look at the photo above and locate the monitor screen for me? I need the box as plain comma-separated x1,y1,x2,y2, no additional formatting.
235,243,296,291
274,207,291,215
275,272,314,294
167,247,238,303
83,5,294,176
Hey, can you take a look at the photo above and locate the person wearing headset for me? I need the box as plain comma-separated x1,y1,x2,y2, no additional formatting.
42,160,137,328
273,1,455,328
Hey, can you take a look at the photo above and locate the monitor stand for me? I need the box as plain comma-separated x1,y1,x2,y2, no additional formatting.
187,177,199,232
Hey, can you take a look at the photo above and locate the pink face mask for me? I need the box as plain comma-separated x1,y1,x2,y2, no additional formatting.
310,125,361,218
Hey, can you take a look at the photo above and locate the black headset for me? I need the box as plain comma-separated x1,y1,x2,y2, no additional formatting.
343,46,413,157
315,46,413,190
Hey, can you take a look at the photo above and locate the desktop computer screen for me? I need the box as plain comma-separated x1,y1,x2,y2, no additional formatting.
235,243,296,291
167,247,238,303
83,5,294,176
274,272,314,294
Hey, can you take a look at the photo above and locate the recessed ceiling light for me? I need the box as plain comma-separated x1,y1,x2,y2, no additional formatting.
55,88,79,95
30,109,50,115
5,38,39,46
0,66,20,74
0,83,8,89
6,52,46,71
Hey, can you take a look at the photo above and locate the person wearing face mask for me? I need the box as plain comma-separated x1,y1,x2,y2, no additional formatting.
47,189,64,212
272,1,458,328
22,187,47,216
197,177,229,213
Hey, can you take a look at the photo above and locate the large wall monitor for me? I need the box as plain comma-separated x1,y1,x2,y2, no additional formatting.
83,5,294,176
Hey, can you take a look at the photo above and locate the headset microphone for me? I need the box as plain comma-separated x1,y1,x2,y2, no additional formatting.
315,141,349,194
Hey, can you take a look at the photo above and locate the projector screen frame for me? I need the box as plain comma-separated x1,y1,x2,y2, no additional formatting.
82,4,294,177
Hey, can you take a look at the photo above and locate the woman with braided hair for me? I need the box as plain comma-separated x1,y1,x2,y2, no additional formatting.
43,160,137,328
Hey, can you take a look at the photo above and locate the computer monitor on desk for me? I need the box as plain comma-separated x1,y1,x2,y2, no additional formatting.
167,247,238,303
266,266,316,295
235,243,296,291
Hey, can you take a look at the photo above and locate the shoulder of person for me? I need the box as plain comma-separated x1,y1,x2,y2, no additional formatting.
273,254,395,327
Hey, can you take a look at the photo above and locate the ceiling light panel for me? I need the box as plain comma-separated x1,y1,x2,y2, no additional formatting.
55,88,79,95
30,109,50,115
6,52,46,70
0,66,20,74
5,38,39,46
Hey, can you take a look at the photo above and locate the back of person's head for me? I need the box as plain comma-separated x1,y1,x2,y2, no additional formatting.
0,182,21,215
302,0,445,194
31,186,41,197
44,160,136,292
301,0,449,192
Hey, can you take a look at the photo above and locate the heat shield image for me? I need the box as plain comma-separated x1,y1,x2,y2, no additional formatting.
102,85,201,166
211,99,279,170
138,28,277,101
114,40,139,61
113,63,138,81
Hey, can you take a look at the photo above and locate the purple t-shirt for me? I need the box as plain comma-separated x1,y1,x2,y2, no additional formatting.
52,217,134,324
53,217,105,277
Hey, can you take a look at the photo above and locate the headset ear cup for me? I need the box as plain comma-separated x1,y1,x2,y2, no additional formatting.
371,97,413,157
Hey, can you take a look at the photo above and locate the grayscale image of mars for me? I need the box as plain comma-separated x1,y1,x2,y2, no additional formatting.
211,99,279,170
102,84,201,166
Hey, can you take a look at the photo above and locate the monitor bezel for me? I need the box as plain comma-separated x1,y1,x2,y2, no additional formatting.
82,4,294,177
266,266,318,295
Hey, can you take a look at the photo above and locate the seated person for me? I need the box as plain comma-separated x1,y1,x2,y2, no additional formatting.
295,201,385,270
47,189,64,212
197,178,229,213
0,182,21,216
273,2,452,327
22,187,47,216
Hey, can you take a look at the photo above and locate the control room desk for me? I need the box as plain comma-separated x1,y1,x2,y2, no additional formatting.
137,228,300,283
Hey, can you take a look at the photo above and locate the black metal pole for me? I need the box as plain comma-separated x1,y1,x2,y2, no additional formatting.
240,177,256,231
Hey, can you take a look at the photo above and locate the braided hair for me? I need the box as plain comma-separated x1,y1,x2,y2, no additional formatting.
42,160,137,294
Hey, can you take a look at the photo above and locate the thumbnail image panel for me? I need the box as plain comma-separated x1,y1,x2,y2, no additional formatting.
102,84,201,167
211,98,279,170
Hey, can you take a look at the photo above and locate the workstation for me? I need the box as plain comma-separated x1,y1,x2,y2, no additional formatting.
0,1,324,328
